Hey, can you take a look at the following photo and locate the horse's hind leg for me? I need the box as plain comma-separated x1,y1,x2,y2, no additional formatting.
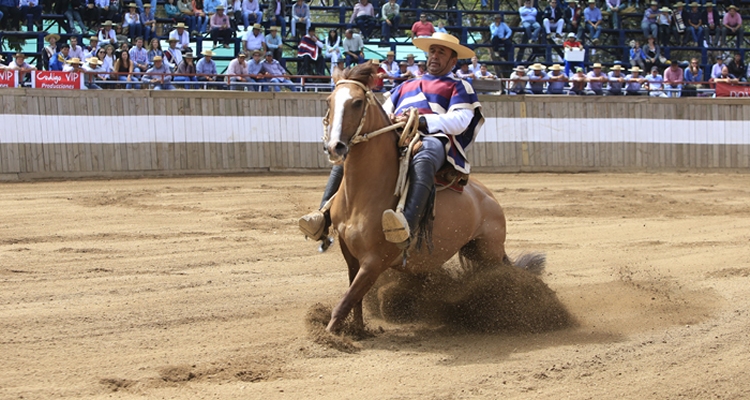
459,213,509,271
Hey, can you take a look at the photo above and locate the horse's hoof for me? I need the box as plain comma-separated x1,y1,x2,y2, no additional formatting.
381,209,410,244
318,236,334,253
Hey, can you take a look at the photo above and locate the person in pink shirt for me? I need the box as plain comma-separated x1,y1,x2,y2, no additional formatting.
349,0,377,40
663,60,683,98
720,5,743,48
210,5,233,48
410,13,435,38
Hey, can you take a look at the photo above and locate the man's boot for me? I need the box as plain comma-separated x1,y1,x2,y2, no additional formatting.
381,159,435,246
299,165,343,240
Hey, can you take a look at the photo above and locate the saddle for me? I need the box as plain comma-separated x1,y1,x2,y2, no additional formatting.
410,139,469,194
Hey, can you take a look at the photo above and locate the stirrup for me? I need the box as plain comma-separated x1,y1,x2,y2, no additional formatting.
299,210,326,240
381,209,410,245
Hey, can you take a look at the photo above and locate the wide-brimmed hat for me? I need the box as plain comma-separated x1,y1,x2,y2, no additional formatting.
673,1,685,6
184,52,195,58
688,1,699,6
399,61,408,66
417,61,426,66
102,20,114,26
143,3,151,6
270,26,279,31
44,33,60,42
530,63,544,70
216,4,225,9
386,51,395,56
513,65,526,72
86,57,102,65
406,53,415,58
127,2,137,7
649,0,657,5
89,35,99,41
251,49,262,55
413,32,474,59
611,65,623,70
659,6,670,12
66,57,82,64
704,1,714,6
175,22,187,29
727,4,737,10
549,64,563,71
201,49,214,56
252,23,261,30
152,55,163,61
592,62,602,68
238,53,246,57
629,66,641,72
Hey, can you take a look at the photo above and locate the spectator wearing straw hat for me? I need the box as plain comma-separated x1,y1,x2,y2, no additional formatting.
702,2,719,47
663,60,683,97
528,63,548,94
405,53,418,74
50,44,71,71
43,34,61,70
265,26,283,62
62,57,83,73
641,1,659,39
240,0,262,31
196,49,219,85
227,52,249,90
381,50,398,75
83,57,105,89
507,65,529,94
143,55,175,90
607,64,625,95
210,5,233,48
83,36,100,60
169,22,192,51
657,6,672,47
242,23,267,54
684,2,703,46
490,14,513,61
547,63,568,94
99,21,117,47
174,51,197,89
141,3,157,42
124,3,144,40
380,0,400,43
583,0,602,44
720,5,742,48
164,37,183,70
585,62,606,95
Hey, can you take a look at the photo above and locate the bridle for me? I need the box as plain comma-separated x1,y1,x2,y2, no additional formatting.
322,79,419,161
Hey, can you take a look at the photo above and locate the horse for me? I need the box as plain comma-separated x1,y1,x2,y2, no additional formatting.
322,63,541,334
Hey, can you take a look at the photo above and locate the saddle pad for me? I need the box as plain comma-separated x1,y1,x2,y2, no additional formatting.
435,175,465,193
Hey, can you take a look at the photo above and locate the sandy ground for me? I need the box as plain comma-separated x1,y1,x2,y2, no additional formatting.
1,172,750,399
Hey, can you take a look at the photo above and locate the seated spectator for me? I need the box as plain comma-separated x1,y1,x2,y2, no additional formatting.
83,57,104,89
704,3,724,47
69,36,85,60
260,50,297,91
626,66,645,95
657,7,671,47
663,60,683,97
291,0,310,38
266,0,286,38
210,5,234,48
83,36,99,60
298,26,326,76
114,49,137,89
349,0,377,41
507,65,529,95
568,67,587,95
629,39,645,70
164,38,183,70
564,0,584,41
20,0,43,30
170,23,192,52
405,54,418,74
671,2,686,45
0,0,22,31
641,1,659,39
140,3,156,42
342,28,365,66
726,53,746,82
124,3,144,40
710,54,724,79
165,0,185,26
176,0,196,33
547,63,568,94
50,44,71,71
242,23,267,54
227,52,249,90
196,49,220,86
605,0,626,30
583,0,602,44
468,56,480,74
490,14,512,61
519,0,541,42
563,32,583,76
684,2,703,46
474,64,497,80
543,0,564,42
142,55,174,90
645,66,667,97
435,20,447,34
99,21,118,48
101,44,115,76
455,61,474,81
43,34,60,70
381,0,400,43
59,0,89,35
720,5,742,48
682,57,702,96
607,64,625,95
245,49,264,91
174,51,197,89
394,61,415,80
642,35,661,72
266,26,283,62
95,0,119,24
410,13,434,38
192,0,209,34
712,65,738,84
585,62,606,95
370,58,387,92
381,50,397,75
147,37,164,67
129,37,149,74
240,0,262,31
528,63,547,94
62,57,83,73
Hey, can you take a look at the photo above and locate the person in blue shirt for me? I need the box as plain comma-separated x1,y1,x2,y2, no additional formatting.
583,0,602,44
519,0,541,42
546,63,568,94
645,66,668,97
527,63,548,94
682,57,702,97
490,14,512,61
50,44,71,71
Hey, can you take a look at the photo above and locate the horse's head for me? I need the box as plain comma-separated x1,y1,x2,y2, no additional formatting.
324,63,379,163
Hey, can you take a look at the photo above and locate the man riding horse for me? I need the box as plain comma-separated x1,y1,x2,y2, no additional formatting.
299,32,485,247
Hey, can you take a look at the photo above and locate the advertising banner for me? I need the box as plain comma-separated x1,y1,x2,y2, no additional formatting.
31,70,84,90
0,70,18,88
715,82,750,97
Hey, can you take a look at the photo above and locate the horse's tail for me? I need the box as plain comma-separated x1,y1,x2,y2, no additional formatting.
506,252,546,275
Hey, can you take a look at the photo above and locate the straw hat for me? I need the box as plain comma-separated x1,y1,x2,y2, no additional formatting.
592,62,602,68
174,22,187,29
102,20,114,26
727,4,737,10
127,2,137,7
201,49,214,56
659,6,670,12
530,63,544,71
587,0,595,3
143,2,151,6
611,65,623,71
44,33,60,42
252,23,261,30
513,65,526,72
238,52,246,57
629,66,641,72
66,57,82,65
386,51,395,56
270,26,280,31
549,64,563,71
251,49,262,55
399,61,408,66
152,55,163,61
673,1,685,6
704,1,714,6
413,32,474,59
688,1,699,6
168,37,178,42
406,53,415,58
89,35,99,41
216,4,225,9
649,0,657,5
86,57,102,65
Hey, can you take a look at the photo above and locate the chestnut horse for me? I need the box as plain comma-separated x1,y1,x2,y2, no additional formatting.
323,64,538,333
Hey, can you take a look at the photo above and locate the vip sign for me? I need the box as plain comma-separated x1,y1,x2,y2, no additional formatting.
32,70,84,89
715,82,750,97
0,70,18,88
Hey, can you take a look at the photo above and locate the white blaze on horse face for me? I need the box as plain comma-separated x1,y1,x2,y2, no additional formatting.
328,87,353,153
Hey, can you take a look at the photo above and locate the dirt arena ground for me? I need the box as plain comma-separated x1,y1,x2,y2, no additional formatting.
1,172,749,399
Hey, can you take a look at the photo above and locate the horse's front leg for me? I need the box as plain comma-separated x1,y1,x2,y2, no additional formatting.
339,240,364,333
327,261,386,333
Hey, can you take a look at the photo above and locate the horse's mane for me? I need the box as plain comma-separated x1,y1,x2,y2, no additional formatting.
342,62,378,88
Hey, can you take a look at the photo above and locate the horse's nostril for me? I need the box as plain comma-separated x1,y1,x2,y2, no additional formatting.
334,142,348,155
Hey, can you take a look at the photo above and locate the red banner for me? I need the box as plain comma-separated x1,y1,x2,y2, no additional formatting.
0,70,18,88
715,82,750,97
31,70,84,90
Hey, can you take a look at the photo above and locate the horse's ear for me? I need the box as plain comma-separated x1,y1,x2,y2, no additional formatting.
331,68,346,84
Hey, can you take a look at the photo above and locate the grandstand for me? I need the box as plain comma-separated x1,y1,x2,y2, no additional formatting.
0,0,749,88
